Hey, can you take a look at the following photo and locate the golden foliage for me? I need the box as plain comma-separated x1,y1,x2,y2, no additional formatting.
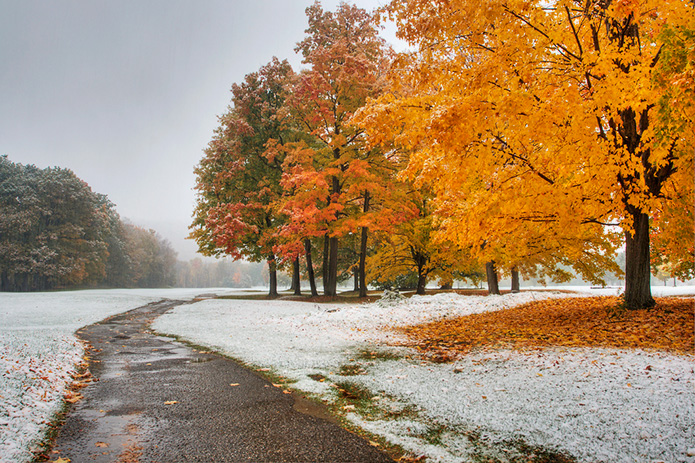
398,297,694,354
358,0,695,303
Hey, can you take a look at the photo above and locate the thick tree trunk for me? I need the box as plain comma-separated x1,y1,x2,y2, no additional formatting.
416,273,427,295
359,191,370,298
414,252,428,295
292,256,301,296
623,206,655,309
511,267,520,293
267,254,278,298
440,281,453,290
486,261,500,295
353,268,359,291
304,239,318,297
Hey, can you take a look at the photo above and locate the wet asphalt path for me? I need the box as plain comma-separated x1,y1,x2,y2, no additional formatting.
50,299,392,463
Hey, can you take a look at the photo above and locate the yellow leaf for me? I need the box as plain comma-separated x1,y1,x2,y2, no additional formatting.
164,400,178,405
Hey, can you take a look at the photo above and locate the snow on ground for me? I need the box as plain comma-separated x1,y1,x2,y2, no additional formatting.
0,288,244,463
153,286,695,463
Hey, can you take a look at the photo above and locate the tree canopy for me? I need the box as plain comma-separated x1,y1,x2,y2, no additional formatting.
359,0,694,307
0,155,177,291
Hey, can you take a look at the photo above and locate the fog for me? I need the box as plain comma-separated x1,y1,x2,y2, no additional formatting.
0,0,396,261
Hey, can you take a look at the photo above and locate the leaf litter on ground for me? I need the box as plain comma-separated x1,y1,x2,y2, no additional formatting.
398,296,694,355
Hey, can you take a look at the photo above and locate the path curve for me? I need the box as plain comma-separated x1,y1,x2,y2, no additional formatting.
50,299,392,462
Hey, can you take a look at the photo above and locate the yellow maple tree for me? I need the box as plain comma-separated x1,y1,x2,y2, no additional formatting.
367,189,484,294
360,0,694,308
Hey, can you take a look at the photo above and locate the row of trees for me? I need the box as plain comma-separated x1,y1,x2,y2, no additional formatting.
191,2,480,297
191,0,693,307
0,156,177,291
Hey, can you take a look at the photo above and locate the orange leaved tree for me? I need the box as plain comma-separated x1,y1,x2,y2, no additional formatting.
283,1,391,296
363,0,693,308
190,58,295,297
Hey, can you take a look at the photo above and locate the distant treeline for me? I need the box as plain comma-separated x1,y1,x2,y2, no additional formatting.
0,156,176,291
175,258,271,288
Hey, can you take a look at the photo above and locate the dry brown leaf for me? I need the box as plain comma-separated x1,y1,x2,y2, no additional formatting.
64,391,83,404
398,297,694,355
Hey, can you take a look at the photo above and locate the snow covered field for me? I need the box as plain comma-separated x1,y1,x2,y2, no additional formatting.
0,288,238,463
0,286,692,462
152,287,695,463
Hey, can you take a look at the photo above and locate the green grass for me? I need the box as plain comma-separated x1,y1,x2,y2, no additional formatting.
357,348,405,362
31,400,70,462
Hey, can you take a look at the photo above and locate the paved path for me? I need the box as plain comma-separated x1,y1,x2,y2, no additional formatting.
50,299,392,462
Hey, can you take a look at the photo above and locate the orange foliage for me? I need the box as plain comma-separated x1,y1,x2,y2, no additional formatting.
398,297,694,355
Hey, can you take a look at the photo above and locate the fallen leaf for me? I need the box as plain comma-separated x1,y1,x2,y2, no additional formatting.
53,459,71,463
399,297,694,354
64,391,83,404
229,383,240,387
95,442,109,448
164,401,178,405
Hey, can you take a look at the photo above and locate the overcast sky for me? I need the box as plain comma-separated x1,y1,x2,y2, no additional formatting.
0,0,396,260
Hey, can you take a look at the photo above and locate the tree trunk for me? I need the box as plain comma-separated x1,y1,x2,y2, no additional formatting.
289,263,298,293
415,252,428,295
359,190,370,298
623,206,655,309
267,254,278,298
292,256,301,296
486,261,500,295
322,233,329,292
325,236,339,297
304,239,318,297
440,280,453,290
353,268,359,291
416,273,427,295
324,173,341,297
511,267,520,293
